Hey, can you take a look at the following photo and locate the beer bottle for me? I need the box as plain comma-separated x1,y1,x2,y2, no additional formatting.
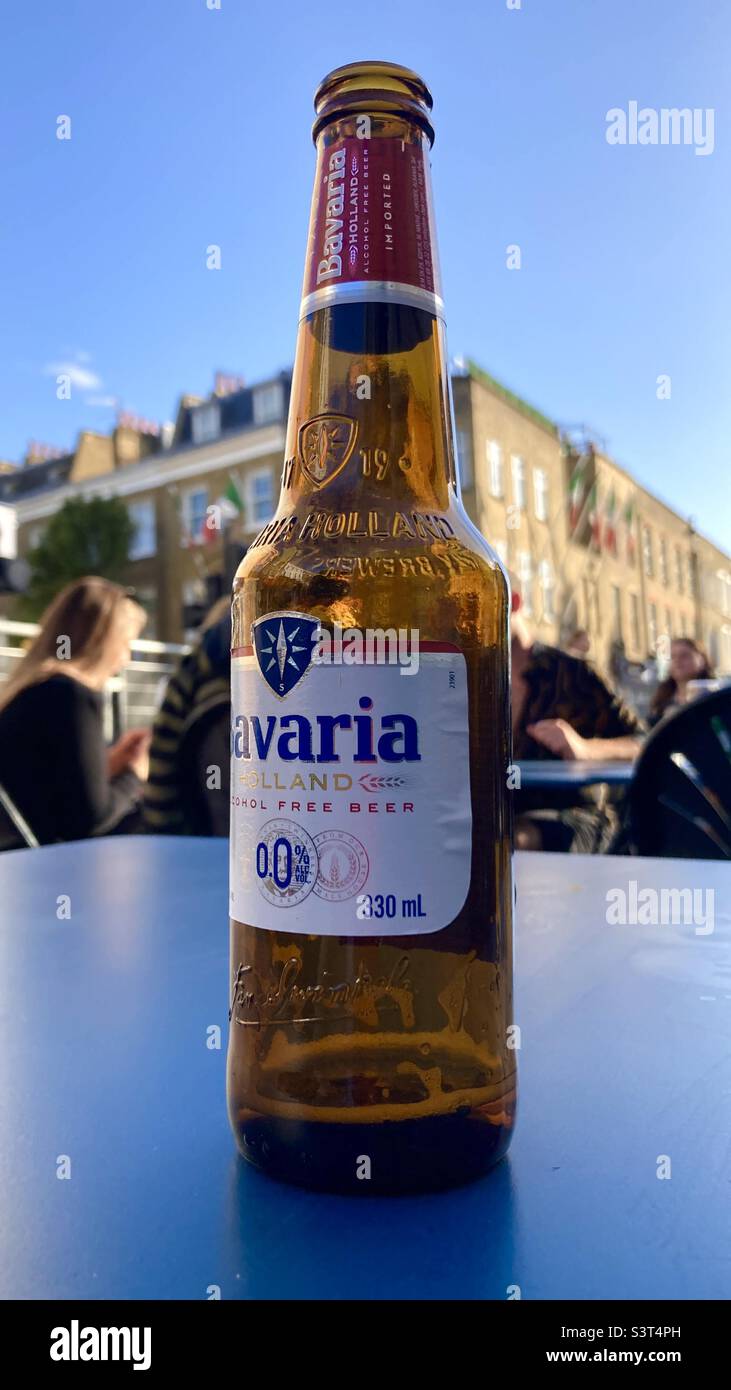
227,60,515,1193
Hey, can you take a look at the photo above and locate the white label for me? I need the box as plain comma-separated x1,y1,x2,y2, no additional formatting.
229,618,472,936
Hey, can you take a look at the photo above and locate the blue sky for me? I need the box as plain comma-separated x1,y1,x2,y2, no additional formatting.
1,0,729,548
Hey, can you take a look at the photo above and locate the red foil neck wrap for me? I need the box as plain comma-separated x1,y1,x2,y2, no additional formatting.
300,131,444,322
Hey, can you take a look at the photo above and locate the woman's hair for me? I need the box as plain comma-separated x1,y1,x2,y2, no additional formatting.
0,577,144,714
650,637,714,720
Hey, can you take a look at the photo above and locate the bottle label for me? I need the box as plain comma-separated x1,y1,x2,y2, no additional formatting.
300,134,443,318
230,617,471,936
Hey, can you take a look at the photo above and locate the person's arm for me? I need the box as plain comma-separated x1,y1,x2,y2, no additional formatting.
582,733,641,760
49,679,142,838
526,656,644,762
526,719,641,762
108,728,151,781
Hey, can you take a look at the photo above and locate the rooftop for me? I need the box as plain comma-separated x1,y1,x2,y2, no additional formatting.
466,359,559,438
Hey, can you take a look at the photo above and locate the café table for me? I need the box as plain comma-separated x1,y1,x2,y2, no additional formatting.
0,835,729,1301
517,759,635,789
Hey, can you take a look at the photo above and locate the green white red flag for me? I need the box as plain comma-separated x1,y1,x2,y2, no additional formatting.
201,475,246,543
568,457,586,532
623,497,636,563
604,488,618,555
587,482,602,549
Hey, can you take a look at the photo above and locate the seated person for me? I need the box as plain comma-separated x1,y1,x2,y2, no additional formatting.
565,626,591,659
511,584,643,852
0,577,149,846
648,637,715,726
144,598,231,836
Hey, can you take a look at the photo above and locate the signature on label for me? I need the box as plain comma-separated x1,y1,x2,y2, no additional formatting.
230,954,414,1030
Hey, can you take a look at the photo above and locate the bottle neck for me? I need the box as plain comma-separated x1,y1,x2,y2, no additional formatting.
278,112,457,516
301,112,444,322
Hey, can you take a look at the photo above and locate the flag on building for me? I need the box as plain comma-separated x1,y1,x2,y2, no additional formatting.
201,474,246,543
223,475,245,516
587,482,602,549
623,497,636,563
604,488,618,556
568,456,586,532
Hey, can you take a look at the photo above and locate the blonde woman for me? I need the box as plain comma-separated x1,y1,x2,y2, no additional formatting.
0,577,149,845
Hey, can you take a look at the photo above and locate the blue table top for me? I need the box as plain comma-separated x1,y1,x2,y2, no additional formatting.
0,835,729,1301
517,758,634,788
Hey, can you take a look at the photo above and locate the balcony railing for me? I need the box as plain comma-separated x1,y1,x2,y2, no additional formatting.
0,619,189,739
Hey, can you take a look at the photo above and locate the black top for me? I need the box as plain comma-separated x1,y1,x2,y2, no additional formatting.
514,643,644,815
0,673,141,845
513,643,643,758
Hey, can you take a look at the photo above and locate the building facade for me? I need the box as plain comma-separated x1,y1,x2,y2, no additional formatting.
452,360,730,675
0,373,291,640
1,363,729,674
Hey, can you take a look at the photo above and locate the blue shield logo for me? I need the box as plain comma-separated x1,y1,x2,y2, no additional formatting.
252,612,319,698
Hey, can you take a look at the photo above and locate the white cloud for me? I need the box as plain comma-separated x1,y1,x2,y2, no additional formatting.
86,395,117,408
45,360,102,391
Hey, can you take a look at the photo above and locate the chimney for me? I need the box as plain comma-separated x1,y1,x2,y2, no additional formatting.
113,413,161,466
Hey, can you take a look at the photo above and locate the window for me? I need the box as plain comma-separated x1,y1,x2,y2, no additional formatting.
128,499,156,560
611,584,623,639
517,551,533,615
249,470,274,525
539,559,554,620
674,546,684,594
582,576,601,637
679,611,687,637
626,509,637,566
533,468,549,522
511,455,526,510
487,440,503,498
253,382,284,426
659,537,668,586
582,576,591,631
181,486,208,544
642,525,654,577
665,607,673,641
717,570,731,616
648,602,658,651
456,431,473,489
629,593,641,650
594,583,602,635
708,627,720,666
191,403,220,445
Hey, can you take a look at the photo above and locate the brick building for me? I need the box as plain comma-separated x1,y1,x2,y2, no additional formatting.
1,362,729,674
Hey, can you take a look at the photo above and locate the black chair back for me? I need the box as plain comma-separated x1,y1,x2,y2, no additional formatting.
0,781,39,851
629,687,731,858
